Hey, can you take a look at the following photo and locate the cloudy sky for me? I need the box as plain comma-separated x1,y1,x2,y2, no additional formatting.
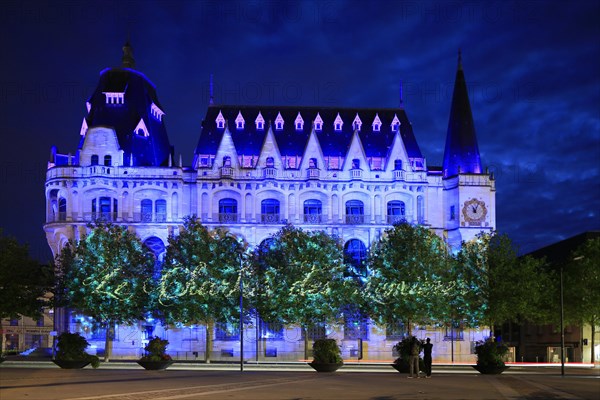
1,0,598,261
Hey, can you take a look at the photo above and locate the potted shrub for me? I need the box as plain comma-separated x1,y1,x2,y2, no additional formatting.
308,338,343,372
391,336,424,373
473,337,510,374
137,336,174,370
53,332,100,369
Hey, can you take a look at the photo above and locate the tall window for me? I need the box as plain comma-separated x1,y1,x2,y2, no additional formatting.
344,308,369,340
266,157,275,168
58,198,67,221
345,200,364,224
93,196,115,221
387,200,406,224
261,199,280,223
303,199,322,223
215,322,239,340
141,199,152,222
394,159,403,170
91,155,99,165
155,199,166,222
344,239,367,278
219,198,238,222
260,321,284,340
104,155,112,166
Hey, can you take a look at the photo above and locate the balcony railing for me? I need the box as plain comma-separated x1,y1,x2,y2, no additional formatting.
303,214,323,223
221,167,233,178
217,213,239,223
307,168,320,179
387,215,408,225
261,213,280,224
345,214,366,224
350,169,362,179
263,167,276,179
393,170,405,180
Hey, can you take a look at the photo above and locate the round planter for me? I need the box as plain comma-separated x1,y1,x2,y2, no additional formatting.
308,362,343,372
137,360,174,370
472,364,510,374
53,359,91,369
390,362,409,373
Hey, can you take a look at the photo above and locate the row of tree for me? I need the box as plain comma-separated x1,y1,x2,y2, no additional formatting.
1,222,597,363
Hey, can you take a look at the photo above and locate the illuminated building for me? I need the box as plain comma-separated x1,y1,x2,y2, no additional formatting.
43,44,495,361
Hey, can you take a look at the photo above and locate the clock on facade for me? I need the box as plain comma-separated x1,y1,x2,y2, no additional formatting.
462,198,487,224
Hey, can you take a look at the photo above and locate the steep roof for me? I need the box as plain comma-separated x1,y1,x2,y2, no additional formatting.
80,45,172,167
194,105,423,159
442,52,482,178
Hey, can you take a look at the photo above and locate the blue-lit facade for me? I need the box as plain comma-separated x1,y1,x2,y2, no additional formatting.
43,45,495,362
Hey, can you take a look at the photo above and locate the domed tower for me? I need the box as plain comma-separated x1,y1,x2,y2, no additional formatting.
80,41,173,167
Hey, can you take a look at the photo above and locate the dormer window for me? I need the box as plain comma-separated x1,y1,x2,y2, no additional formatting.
352,113,362,131
134,118,150,137
266,157,275,168
150,103,165,121
314,113,323,131
334,113,343,131
256,111,265,130
103,92,124,105
295,112,304,130
275,112,284,130
372,113,382,132
391,114,400,131
235,111,245,129
216,110,225,129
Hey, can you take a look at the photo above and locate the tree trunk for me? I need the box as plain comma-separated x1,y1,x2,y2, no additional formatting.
303,327,309,361
205,322,213,364
591,316,596,366
0,322,4,355
103,322,113,362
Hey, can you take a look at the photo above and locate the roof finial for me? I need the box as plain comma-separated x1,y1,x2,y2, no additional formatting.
457,48,463,71
399,80,404,108
209,74,214,105
122,40,135,69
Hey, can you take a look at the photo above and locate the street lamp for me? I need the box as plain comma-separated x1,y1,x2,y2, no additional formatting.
239,249,244,372
560,264,565,376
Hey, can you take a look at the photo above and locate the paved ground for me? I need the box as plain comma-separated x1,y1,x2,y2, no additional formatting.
1,362,598,400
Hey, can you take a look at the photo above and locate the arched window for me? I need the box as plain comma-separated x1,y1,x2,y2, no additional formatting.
58,198,67,221
223,156,231,167
141,199,152,222
261,199,280,223
143,236,166,280
344,239,367,278
92,196,116,221
104,155,112,166
219,198,238,223
266,157,275,168
417,196,425,224
387,200,406,224
91,155,99,166
155,199,167,222
345,200,364,224
303,199,322,223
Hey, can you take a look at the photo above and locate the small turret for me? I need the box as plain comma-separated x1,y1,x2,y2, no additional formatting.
122,41,135,69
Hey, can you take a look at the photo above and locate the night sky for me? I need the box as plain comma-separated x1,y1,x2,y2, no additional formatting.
1,0,598,262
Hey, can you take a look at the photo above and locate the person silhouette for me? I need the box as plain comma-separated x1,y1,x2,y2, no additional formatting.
423,338,433,378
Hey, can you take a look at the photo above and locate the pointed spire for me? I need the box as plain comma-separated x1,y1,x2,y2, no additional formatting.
179,154,183,168
121,40,135,69
442,52,482,178
457,48,463,71
209,74,214,105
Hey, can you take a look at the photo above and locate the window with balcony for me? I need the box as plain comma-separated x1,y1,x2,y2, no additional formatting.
92,196,117,221
219,198,238,223
344,239,367,278
155,199,166,222
303,199,322,223
104,155,112,166
141,199,153,222
387,200,406,224
261,199,280,223
394,159,403,170
91,155,99,166
345,200,364,224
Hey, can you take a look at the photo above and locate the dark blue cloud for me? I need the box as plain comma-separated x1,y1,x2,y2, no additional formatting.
0,0,598,260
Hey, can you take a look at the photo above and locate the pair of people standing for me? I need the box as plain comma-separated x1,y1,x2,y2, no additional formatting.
408,337,433,378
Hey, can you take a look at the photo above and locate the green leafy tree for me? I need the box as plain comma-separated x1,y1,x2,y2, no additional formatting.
157,216,244,363
0,231,53,353
248,224,358,359
364,223,450,332
55,223,156,361
455,232,551,333
563,238,600,364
